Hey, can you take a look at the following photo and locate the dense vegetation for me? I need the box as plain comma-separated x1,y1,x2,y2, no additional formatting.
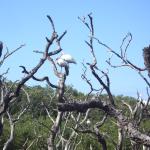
0,84,149,149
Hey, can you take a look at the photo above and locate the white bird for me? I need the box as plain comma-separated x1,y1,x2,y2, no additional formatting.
86,119,91,125
56,53,76,75
56,58,69,68
60,54,77,64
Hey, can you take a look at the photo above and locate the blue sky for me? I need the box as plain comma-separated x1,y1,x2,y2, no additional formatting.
0,1,150,99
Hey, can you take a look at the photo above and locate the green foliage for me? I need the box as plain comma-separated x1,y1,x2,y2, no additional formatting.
0,84,149,149
0,115,52,149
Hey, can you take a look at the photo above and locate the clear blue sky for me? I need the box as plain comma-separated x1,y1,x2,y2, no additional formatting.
0,1,150,99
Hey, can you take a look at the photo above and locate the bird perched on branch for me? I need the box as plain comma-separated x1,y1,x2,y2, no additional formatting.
143,45,150,77
56,53,76,75
0,41,3,58
60,53,77,64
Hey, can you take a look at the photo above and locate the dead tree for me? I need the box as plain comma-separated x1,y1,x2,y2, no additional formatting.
143,45,150,77
3,88,29,150
1,14,150,150
57,14,150,150
0,15,65,143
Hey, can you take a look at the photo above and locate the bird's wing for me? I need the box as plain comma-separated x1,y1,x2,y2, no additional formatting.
60,54,77,64
57,58,70,71
60,54,72,60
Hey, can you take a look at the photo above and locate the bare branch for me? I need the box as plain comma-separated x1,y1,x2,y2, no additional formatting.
47,15,56,33
0,44,25,67
58,100,150,146
120,32,132,58
58,30,67,41
42,101,55,123
95,114,108,128
3,111,14,150
122,101,133,115
90,67,115,105
19,66,58,88
0,16,62,116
